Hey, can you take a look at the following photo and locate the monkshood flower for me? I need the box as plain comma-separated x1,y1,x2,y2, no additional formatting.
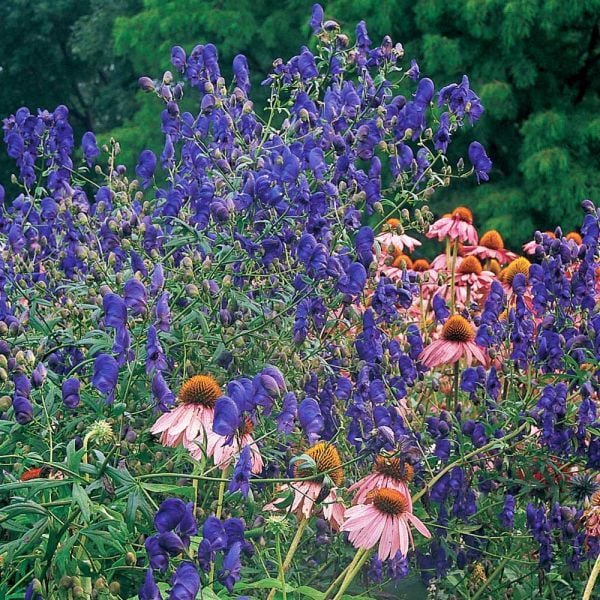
298,397,324,444
438,75,484,124
152,374,221,453
341,488,431,560
169,562,200,600
149,264,165,295
136,149,157,189
61,377,81,409
103,293,127,329
154,498,198,546
92,353,119,403
356,226,375,267
152,371,176,412
197,517,227,571
309,3,324,33
275,392,297,434
13,373,33,424
218,542,242,592
229,445,252,497
526,504,553,570
124,278,148,316
206,397,264,473
419,315,488,368
31,363,47,387
81,131,99,166
139,569,162,600
146,325,168,375
145,535,170,573
155,291,171,332
468,141,492,183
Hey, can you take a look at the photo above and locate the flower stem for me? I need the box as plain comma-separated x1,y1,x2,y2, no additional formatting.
209,468,228,589
266,518,309,600
215,467,227,520
331,548,370,600
452,361,460,413
583,552,600,600
449,239,458,314
276,534,287,600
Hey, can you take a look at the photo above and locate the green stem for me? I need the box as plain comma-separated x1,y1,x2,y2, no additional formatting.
449,239,459,314
276,534,287,600
215,468,227,520
331,548,370,600
453,361,460,413
267,518,309,600
583,552,600,600
209,468,228,588
471,554,511,600
322,551,360,599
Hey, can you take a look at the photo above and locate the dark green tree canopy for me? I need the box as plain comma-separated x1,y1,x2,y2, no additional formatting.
1,0,599,243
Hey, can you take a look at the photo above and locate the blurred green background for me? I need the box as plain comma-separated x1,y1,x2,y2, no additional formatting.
1,0,599,245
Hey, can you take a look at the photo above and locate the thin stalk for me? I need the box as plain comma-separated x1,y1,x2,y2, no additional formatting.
266,518,309,600
452,361,460,413
331,548,370,600
276,534,287,600
583,552,600,600
471,554,511,600
449,239,459,314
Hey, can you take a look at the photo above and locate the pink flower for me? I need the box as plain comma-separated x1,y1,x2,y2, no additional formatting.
265,483,346,530
376,231,422,254
463,230,516,265
151,402,214,453
341,488,431,560
348,455,414,510
419,315,488,368
426,207,478,245
200,428,264,474
151,374,222,455
264,441,345,529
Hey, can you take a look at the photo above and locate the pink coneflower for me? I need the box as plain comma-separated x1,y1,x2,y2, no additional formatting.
419,315,488,368
376,219,422,254
426,207,478,245
200,417,264,474
151,374,221,453
378,251,414,281
429,253,464,272
264,442,345,529
463,230,517,265
348,455,414,509
438,256,495,305
341,488,431,560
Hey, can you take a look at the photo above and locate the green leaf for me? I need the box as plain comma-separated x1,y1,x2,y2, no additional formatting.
72,483,92,522
235,578,295,592
141,482,195,499
295,586,326,599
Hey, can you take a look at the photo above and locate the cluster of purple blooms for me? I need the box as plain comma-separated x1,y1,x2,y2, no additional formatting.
142,498,249,598
1,3,600,598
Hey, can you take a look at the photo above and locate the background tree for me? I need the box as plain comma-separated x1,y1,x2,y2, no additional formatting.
1,0,600,244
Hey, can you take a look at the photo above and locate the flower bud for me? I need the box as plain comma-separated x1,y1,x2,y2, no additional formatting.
138,76,155,91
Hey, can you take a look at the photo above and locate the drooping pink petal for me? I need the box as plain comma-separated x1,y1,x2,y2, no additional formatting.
407,513,432,539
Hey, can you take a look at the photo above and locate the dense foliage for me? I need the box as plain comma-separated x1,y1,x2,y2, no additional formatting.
1,5,600,600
